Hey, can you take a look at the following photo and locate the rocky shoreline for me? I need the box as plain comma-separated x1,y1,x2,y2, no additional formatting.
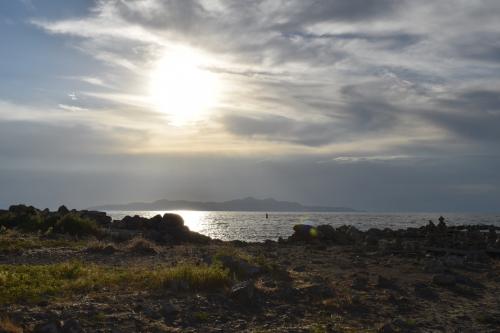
1,205,500,332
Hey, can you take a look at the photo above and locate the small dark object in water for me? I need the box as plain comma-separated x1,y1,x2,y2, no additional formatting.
266,213,269,219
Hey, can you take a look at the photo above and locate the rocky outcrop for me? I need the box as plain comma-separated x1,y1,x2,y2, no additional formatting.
286,218,500,255
113,213,210,244
0,205,210,244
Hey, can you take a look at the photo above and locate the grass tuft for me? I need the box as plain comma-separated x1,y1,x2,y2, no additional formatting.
85,241,118,255
126,237,159,255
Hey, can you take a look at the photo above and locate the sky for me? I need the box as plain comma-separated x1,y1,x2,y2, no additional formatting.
1,0,500,212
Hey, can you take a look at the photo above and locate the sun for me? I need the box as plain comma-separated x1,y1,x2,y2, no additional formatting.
149,46,220,126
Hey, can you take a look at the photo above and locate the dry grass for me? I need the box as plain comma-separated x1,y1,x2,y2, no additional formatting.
126,237,159,255
0,318,23,333
0,261,230,305
85,241,118,255
0,230,85,254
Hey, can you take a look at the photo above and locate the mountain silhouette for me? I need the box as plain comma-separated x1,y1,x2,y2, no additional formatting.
89,197,358,212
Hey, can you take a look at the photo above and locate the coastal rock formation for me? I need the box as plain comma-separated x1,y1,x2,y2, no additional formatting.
113,213,210,244
287,219,500,256
0,205,208,244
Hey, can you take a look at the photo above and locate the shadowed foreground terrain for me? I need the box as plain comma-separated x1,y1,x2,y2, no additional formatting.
1,205,499,332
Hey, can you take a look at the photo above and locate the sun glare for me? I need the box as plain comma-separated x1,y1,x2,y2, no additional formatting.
149,46,220,126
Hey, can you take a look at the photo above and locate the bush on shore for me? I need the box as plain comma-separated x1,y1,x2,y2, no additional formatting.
53,214,101,237
0,206,102,238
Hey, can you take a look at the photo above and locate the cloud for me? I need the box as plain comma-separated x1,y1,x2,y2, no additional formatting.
0,120,148,161
58,104,88,112
424,89,500,142
223,114,340,146
2,0,499,210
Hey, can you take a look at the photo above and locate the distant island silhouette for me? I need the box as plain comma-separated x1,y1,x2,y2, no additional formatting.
89,197,358,212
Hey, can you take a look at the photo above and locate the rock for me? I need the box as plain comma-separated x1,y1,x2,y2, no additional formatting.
432,274,456,287
119,215,147,230
216,255,261,278
34,321,62,333
376,275,396,289
298,284,334,299
161,213,184,229
364,235,379,250
61,319,84,333
391,318,407,328
293,265,306,272
438,216,447,230
143,306,162,320
114,213,209,244
230,280,255,304
161,302,181,317
455,274,482,288
351,276,369,290
316,225,336,240
378,323,397,333
57,205,69,215
443,255,464,268
79,210,112,226
423,259,446,274
290,225,317,242
414,283,439,300
9,204,38,215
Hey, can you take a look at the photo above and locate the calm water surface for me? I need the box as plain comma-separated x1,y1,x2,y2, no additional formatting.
106,211,500,242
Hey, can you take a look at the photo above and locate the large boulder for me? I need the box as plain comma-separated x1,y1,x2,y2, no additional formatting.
118,215,149,229
290,224,317,242
288,224,365,245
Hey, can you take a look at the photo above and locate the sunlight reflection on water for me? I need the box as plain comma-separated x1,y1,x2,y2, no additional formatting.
106,210,500,242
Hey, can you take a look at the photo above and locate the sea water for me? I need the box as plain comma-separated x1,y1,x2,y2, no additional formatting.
105,211,500,242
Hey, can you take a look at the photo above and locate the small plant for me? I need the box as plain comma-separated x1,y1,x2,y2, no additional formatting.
193,311,209,322
309,324,327,333
213,246,253,263
85,241,117,255
126,237,159,255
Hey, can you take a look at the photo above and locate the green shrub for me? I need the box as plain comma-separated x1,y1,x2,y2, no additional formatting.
54,214,101,237
0,212,44,232
0,213,12,229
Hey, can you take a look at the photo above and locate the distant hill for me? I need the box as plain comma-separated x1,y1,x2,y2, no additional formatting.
89,197,358,212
